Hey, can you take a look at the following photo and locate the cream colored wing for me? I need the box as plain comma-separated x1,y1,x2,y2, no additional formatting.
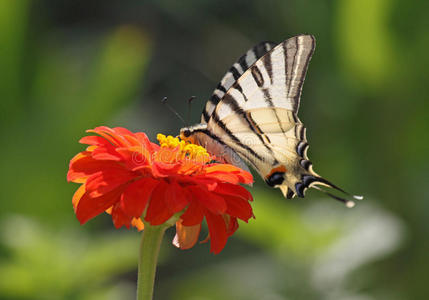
202,41,277,123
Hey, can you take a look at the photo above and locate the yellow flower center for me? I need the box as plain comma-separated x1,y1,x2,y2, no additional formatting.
157,134,211,163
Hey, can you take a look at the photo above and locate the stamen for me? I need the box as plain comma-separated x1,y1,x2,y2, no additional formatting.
156,133,211,163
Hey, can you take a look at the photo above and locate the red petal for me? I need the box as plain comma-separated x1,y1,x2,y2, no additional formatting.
85,167,135,198
67,152,119,182
144,181,174,225
180,200,204,226
188,186,227,214
172,220,201,250
204,172,241,184
75,188,123,224
91,145,122,161
79,136,113,147
226,216,239,235
111,202,133,229
223,195,253,221
121,178,159,218
205,211,228,254
188,178,218,191
135,132,157,152
72,184,86,210
151,161,181,177
115,146,152,170
164,181,189,214
87,127,122,147
88,126,130,147
205,164,253,184
213,183,253,201
112,127,135,138
205,164,241,173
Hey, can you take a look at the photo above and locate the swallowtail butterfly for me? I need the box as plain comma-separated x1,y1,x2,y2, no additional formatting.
180,35,362,207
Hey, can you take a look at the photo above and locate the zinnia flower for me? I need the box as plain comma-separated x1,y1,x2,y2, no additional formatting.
67,126,254,254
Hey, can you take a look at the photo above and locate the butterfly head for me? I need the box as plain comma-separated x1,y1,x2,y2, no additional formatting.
179,127,196,144
180,124,207,145
180,127,192,138
180,127,200,145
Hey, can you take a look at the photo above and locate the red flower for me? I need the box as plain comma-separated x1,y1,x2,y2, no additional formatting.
67,126,254,254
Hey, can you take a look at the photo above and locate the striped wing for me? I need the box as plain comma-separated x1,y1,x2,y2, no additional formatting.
202,41,276,123
205,35,317,198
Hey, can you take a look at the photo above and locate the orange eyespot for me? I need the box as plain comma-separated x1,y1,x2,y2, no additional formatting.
266,165,287,178
265,165,287,187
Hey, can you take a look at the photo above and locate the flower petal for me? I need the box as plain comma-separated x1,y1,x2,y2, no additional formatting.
88,126,131,147
79,135,123,161
67,152,118,182
180,200,204,226
131,218,145,231
173,220,201,250
223,195,253,221
121,178,159,218
204,171,241,184
135,132,158,153
91,145,123,161
111,202,133,229
151,160,182,178
144,181,174,225
225,216,239,236
75,188,123,225
205,164,253,184
79,135,113,147
115,146,152,170
85,167,135,198
188,186,227,215
72,184,86,210
164,181,189,214
205,211,228,254
213,183,253,201
112,127,135,138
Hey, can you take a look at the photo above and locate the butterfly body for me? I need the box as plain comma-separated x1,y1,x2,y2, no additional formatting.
181,35,361,206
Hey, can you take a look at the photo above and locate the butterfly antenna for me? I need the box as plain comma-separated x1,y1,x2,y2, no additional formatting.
161,97,186,126
187,96,195,126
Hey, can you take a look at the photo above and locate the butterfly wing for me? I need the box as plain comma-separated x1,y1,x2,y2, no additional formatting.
194,41,276,172
205,35,323,198
202,41,276,123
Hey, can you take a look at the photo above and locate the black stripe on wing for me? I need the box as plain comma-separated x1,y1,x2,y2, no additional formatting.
293,36,315,106
283,35,316,113
190,127,259,171
202,41,276,123
260,83,287,134
222,93,278,164
211,111,264,162
294,174,361,207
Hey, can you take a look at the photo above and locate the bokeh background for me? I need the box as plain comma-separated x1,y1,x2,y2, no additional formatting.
1,0,428,299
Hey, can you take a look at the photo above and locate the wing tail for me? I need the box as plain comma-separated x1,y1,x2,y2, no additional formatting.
288,173,363,208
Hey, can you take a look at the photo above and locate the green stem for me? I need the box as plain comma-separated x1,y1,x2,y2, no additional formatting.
136,223,167,300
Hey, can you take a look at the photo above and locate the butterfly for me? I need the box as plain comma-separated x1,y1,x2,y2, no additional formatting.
180,35,362,207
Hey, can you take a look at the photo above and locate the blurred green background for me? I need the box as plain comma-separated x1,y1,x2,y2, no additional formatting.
1,0,428,299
